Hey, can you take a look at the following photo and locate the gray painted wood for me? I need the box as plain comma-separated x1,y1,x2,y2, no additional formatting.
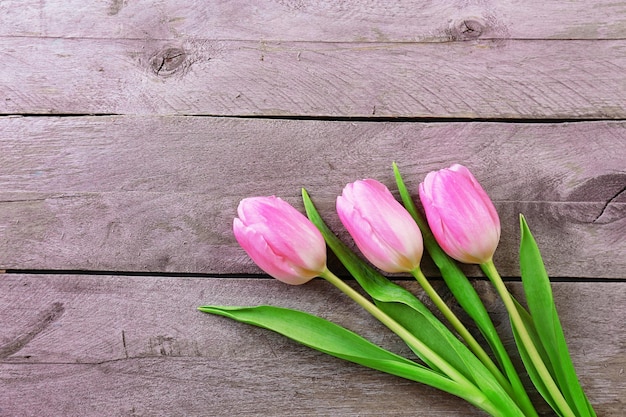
1,0,626,41
1,38,624,118
1,2,624,416
1,117,624,277
0,275,624,416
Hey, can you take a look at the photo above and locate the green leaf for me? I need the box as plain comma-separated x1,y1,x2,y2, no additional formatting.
393,163,538,417
519,215,596,417
198,305,468,399
511,298,560,415
302,189,525,417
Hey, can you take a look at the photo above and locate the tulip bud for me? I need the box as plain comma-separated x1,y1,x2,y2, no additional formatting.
419,164,500,264
233,196,327,285
337,179,423,273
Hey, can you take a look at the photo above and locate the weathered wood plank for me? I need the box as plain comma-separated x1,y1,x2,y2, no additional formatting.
1,117,624,277
1,0,626,41
0,275,624,416
1,117,624,276
2,117,624,200
1,38,625,118
3,192,623,277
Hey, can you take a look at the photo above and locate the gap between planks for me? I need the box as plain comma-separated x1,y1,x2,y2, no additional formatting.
1,114,626,124
2,270,625,283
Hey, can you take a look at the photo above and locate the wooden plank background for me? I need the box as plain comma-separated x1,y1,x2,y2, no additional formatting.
1,1,625,416
1,117,624,277
1,276,624,416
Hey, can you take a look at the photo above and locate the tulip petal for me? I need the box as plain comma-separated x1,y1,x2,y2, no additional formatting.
419,165,500,264
337,179,423,273
233,196,327,284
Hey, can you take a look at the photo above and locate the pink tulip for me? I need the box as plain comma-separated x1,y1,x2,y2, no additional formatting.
337,179,423,273
233,196,327,285
419,164,501,264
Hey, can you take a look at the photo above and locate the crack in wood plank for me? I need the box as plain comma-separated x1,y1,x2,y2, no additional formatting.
594,184,626,224
0,302,65,359
121,330,129,359
0,194,84,204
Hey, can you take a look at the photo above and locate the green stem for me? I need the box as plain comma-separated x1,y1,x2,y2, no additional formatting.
410,267,515,398
319,268,505,417
481,261,576,417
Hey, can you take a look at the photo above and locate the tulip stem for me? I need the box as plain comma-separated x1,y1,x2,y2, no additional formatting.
321,270,471,382
481,260,576,417
410,267,515,398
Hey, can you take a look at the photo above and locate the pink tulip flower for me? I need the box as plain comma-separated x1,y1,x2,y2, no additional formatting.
233,196,327,285
337,179,423,273
419,164,501,264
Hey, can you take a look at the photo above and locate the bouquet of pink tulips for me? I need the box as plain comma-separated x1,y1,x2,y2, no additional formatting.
199,163,595,417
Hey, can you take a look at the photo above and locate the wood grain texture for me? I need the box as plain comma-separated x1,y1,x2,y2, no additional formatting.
1,0,626,41
1,37,625,118
0,274,624,416
1,2,624,416
0,117,624,276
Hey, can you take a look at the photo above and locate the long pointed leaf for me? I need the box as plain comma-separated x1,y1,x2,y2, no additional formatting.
519,215,596,417
198,305,474,402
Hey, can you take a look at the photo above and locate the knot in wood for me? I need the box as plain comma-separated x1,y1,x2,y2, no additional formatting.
451,18,485,40
150,47,187,76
